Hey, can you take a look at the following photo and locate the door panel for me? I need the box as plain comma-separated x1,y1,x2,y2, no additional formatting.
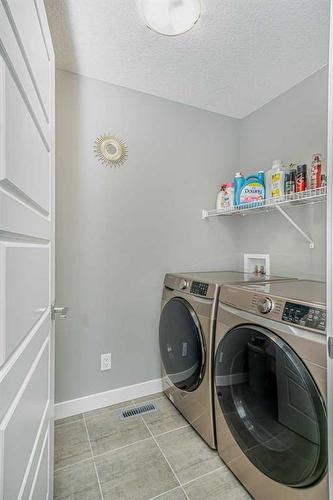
20,418,50,500
28,430,50,500
1,339,50,499
0,319,49,422
0,0,54,497
0,244,49,364
0,2,49,145
1,59,50,213
0,191,50,240
5,0,51,119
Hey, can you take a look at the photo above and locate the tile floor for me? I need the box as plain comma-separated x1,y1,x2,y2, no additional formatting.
54,393,251,500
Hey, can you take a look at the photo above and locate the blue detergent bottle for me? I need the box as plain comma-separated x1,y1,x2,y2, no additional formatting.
234,171,266,206
234,173,245,206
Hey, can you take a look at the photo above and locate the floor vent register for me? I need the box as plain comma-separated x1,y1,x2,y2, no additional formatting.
120,402,157,420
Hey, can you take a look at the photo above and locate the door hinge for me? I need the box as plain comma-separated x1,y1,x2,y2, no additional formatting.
51,304,69,320
328,337,333,359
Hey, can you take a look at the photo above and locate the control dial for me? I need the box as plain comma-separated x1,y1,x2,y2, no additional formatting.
257,297,273,314
179,279,188,290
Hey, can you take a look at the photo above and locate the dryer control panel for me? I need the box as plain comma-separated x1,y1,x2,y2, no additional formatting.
190,281,209,296
220,280,326,335
282,302,326,332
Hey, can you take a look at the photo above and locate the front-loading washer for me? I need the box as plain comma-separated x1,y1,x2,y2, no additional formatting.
159,271,297,449
214,280,327,499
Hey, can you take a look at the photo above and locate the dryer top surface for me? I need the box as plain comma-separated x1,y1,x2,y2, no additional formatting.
174,270,294,285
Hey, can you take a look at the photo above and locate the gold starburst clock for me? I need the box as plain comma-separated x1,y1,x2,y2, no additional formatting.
94,134,128,167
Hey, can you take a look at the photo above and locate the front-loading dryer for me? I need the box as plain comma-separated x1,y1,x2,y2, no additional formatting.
159,271,297,449
214,280,327,499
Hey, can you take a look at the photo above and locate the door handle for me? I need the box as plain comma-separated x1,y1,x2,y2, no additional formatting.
51,304,69,320
328,337,333,359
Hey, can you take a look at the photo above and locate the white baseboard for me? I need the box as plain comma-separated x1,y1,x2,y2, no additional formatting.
54,378,163,420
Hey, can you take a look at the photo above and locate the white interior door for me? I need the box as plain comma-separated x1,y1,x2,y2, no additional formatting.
0,0,55,498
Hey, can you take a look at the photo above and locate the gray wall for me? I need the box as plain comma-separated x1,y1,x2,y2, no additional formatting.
55,70,240,403
236,67,328,279
56,66,328,404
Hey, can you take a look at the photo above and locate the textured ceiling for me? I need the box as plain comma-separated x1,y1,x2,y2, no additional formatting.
45,0,330,118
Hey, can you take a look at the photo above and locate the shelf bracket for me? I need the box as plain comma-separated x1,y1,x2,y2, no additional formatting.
275,205,314,249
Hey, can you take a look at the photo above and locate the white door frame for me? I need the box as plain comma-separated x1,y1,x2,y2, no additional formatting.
327,1,333,498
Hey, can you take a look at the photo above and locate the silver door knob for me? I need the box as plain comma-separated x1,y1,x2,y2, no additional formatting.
257,297,273,314
52,305,69,319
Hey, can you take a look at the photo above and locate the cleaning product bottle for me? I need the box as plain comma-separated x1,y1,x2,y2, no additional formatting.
266,160,286,199
284,163,297,194
216,183,234,210
310,154,323,189
258,170,265,186
234,173,244,206
272,160,286,198
234,171,265,205
223,182,234,209
216,185,224,210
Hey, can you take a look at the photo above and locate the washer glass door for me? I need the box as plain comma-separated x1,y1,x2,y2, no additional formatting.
215,325,327,487
159,297,205,392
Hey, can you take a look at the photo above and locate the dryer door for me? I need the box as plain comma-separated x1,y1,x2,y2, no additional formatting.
159,297,205,392
215,325,327,487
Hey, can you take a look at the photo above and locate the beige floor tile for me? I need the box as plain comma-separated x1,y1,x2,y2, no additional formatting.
84,400,134,419
54,420,91,470
55,414,83,427
133,392,165,405
54,459,101,499
153,487,188,499
184,467,251,499
86,410,150,456
156,426,222,484
143,397,188,436
95,438,178,500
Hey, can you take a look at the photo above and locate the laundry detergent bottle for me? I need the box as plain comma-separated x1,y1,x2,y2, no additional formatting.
234,171,266,206
234,173,245,206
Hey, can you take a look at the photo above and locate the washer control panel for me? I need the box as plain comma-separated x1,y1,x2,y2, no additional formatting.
282,302,326,332
250,294,283,318
257,297,273,314
190,281,209,296
178,279,188,290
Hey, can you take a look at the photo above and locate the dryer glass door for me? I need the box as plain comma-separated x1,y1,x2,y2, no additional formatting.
159,297,205,392
215,325,327,487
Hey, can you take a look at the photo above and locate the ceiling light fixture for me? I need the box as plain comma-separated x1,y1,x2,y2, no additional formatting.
141,0,201,36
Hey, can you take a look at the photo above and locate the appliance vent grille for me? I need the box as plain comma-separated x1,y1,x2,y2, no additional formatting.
120,402,157,420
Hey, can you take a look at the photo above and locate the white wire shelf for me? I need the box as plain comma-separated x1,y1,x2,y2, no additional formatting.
202,186,327,249
202,187,326,219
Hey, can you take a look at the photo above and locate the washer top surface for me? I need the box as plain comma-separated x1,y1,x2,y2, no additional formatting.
230,279,326,306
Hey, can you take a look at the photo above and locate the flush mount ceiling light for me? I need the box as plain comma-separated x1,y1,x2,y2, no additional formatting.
141,0,201,36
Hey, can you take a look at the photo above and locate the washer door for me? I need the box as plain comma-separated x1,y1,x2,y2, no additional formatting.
159,297,205,392
215,325,327,487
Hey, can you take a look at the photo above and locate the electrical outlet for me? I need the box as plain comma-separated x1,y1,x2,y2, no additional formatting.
101,353,112,371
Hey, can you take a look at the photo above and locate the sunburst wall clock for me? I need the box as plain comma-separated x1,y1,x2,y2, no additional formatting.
94,134,128,167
